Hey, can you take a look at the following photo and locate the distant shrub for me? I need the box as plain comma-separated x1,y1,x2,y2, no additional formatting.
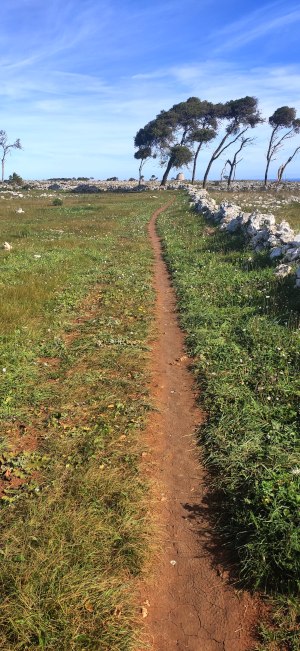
106,176,118,181
48,177,74,181
8,172,23,186
52,197,63,206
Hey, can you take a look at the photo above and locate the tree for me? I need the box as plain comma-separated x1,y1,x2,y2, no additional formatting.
222,136,255,188
8,172,23,186
202,97,262,188
0,131,22,182
189,126,217,184
134,114,175,161
160,145,193,185
134,97,217,186
183,100,220,184
134,146,152,186
264,107,300,186
160,97,219,185
277,143,300,182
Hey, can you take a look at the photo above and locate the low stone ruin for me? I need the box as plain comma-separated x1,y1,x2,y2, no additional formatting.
187,186,300,288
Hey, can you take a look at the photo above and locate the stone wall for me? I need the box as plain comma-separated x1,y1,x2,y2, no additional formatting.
187,186,300,288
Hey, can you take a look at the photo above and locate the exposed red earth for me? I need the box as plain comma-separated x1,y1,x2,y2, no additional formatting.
139,204,261,651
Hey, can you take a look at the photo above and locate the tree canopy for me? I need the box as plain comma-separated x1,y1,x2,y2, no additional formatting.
134,96,300,185
264,106,300,186
134,97,223,185
202,96,262,188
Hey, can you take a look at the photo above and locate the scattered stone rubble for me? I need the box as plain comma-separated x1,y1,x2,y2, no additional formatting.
0,179,186,194
187,186,300,288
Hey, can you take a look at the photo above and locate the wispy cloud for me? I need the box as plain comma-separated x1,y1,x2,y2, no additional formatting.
209,1,300,53
1,0,300,179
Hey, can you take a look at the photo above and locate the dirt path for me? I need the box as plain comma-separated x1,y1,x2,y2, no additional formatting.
140,204,259,651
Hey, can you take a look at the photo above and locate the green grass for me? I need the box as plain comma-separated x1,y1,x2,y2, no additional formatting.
0,190,172,650
157,195,300,648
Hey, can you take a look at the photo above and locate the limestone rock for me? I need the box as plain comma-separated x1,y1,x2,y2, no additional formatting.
283,247,300,262
247,213,276,236
275,221,295,244
270,247,284,259
274,264,292,278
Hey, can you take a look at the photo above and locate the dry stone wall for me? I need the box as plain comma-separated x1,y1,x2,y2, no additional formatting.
187,186,300,288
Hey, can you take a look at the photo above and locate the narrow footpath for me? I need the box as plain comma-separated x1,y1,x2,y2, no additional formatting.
140,204,259,651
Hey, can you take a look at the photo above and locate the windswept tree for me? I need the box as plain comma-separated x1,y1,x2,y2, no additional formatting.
222,135,255,188
0,130,22,182
134,97,219,186
160,144,193,184
134,114,175,182
277,143,300,182
134,146,153,186
189,126,217,184
202,96,262,188
264,106,300,186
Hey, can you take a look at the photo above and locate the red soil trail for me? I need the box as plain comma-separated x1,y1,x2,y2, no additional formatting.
140,203,259,651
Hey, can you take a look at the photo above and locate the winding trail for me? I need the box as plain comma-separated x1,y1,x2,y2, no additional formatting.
140,203,259,651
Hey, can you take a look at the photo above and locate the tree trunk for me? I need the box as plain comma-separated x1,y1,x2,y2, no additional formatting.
202,156,215,188
264,127,276,187
227,163,235,188
227,152,239,188
1,158,4,183
202,132,228,188
277,145,300,184
264,158,271,187
277,164,284,183
160,158,173,186
191,143,202,184
138,160,143,187
203,128,248,189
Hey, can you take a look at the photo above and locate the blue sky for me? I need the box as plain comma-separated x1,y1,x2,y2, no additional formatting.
1,0,300,180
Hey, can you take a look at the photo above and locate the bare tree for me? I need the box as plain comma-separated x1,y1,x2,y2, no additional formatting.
134,146,152,186
264,107,300,186
224,136,255,188
202,97,262,188
277,144,300,182
0,131,22,182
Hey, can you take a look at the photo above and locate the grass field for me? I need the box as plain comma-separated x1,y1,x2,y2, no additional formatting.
157,195,300,649
0,190,172,650
1,187,300,649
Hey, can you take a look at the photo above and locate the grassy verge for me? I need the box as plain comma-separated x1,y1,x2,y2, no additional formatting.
157,195,300,649
0,191,172,650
